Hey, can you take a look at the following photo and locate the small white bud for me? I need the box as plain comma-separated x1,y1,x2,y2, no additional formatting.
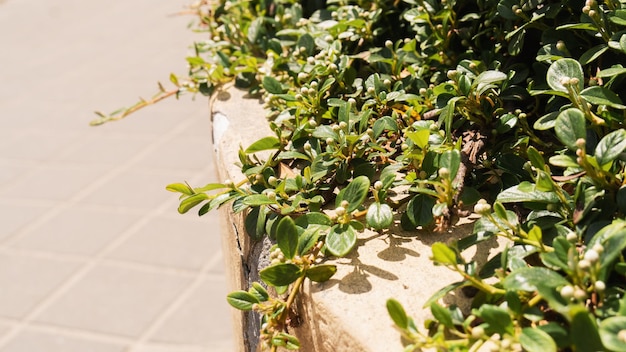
594,280,606,292
574,287,587,300
335,206,346,216
340,200,350,208
578,259,591,270
560,285,575,299
374,181,383,190
584,249,599,263
566,232,578,243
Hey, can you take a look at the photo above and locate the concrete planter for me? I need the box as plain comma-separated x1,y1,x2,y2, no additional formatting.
211,88,503,351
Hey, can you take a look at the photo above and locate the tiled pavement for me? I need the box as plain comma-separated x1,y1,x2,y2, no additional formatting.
0,1,234,351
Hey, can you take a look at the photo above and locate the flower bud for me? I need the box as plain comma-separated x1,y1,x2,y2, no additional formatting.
592,244,604,254
374,181,383,190
308,119,317,127
560,285,575,299
566,232,578,242
446,70,458,80
584,249,599,263
224,179,234,188
474,199,492,215
335,206,346,216
618,329,626,343
556,41,567,52
268,176,278,186
594,280,606,292
298,72,308,81
304,141,312,151
471,326,485,339
578,259,591,270
385,40,393,48
560,77,571,86
339,121,348,129
341,200,350,208
574,287,587,300
569,77,579,86
439,167,450,178
575,138,586,148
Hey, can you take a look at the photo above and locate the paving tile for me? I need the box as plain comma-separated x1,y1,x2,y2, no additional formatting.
54,133,153,166
106,215,221,271
36,264,192,337
0,164,108,202
130,344,207,352
81,167,183,211
134,135,213,172
0,202,52,243
0,163,34,193
0,253,81,319
1,329,125,352
0,130,81,162
9,205,137,256
149,278,233,349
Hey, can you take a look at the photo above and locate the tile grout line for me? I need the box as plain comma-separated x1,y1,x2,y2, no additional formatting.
0,114,200,249
0,196,183,348
125,251,225,352
0,114,206,348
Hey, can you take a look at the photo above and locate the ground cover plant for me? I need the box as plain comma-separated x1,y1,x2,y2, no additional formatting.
95,0,626,350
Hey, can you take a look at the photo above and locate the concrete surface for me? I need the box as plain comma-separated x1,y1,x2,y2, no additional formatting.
0,1,234,351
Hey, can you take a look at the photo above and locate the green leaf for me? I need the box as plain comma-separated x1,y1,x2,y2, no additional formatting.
473,70,507,95
373,116,399,138
527,225,543,244
178,193,209,214
244,206,266,241
497,182,560,203
547,58,583,93
386,299,409,329
276,216,299,259
475,304,514,336
440,149,461,181
297,227,321,256
325,224,357,257
579,44,608,65
242,194,276,206
555,108,586,150
406,129,430,149
570,305,604,352
305,264,337,282
587,220,626,282
600,316,626,351
430,302,454,328
245,136,281,154
598,67,626,78
581,86,626,109
226,290,260,311
335,175,370,212
249,282,269,302
406,194,435,227
431,242,458,265
297,33,315,55
527,146,546,170
503,267,569,292
520,327,557,352
272,332,300,350
534,111,559,130
366,203,393,230
549,154,580,168
262,76,284,94
166,183,194,195
194,183,229,193
595,129,626,166
260,263,301,287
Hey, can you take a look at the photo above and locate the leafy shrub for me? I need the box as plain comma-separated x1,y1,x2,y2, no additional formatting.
100,0,626,350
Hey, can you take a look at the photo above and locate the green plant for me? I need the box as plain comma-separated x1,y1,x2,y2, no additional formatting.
98,0,626,350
